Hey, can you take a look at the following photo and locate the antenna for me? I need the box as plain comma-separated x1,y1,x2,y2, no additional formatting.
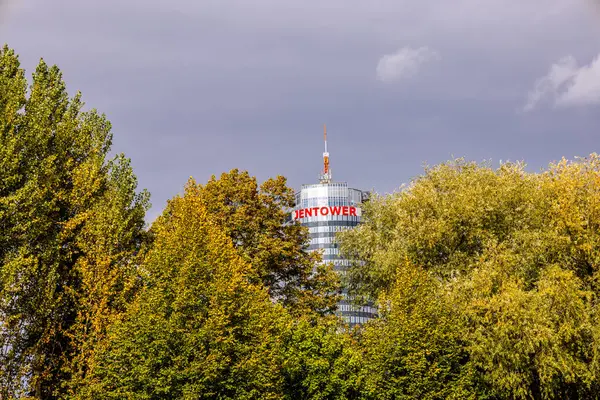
320,124,332,183
324,124,328,153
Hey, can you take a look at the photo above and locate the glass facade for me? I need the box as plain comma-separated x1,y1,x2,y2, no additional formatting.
293,182,377,326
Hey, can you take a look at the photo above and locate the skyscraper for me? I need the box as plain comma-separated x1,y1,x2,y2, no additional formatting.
291,126,377,325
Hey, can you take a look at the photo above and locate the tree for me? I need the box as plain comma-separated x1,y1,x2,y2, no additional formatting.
358,262,479,400
62,155,149,397
280,315,363,400
189,169,340,316
339,157,600,398
0,45,148,398
87,180,287,399
339,159,539,300
458,263,597,399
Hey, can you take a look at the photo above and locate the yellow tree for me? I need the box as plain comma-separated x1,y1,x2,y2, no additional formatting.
87,180,287,399
63,156,149,397
356,261,478,400
340,157,600,398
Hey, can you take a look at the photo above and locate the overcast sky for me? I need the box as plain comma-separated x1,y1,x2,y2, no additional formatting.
1,0,599,220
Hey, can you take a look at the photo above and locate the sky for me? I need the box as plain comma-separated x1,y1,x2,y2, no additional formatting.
1,0,599,221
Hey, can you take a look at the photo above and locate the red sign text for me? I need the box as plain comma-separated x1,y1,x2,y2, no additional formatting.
293,206,359,220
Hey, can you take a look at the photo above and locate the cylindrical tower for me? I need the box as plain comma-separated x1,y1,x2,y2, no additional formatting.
291,126,377,326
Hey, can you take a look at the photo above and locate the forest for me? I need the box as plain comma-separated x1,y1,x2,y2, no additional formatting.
1,45,600,399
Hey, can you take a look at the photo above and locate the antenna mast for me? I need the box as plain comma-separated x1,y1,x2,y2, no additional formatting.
320,124,332,183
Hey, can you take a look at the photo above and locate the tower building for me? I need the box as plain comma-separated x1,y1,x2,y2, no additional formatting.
291,125,377,326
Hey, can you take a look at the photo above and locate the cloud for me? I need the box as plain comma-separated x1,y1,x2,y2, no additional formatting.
524,54,600,111
376,46,440,83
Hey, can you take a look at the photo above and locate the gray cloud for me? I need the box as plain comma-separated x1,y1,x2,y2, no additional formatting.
525,54,600,111
1,0,599,222
376,47,440,83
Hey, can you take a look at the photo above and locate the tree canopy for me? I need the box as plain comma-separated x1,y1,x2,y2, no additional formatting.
339,157,600,398
87,181,287,399
4,44,600,399
187,170,340,316
0,45,148,398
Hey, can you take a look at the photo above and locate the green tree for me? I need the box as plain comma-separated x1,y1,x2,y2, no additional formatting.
88,180,286,399
280,316,363,400
190,169,340,316
0,46,148,398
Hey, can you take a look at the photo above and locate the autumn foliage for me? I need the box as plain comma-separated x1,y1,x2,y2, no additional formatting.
340,158,600,399
3,45,600,399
